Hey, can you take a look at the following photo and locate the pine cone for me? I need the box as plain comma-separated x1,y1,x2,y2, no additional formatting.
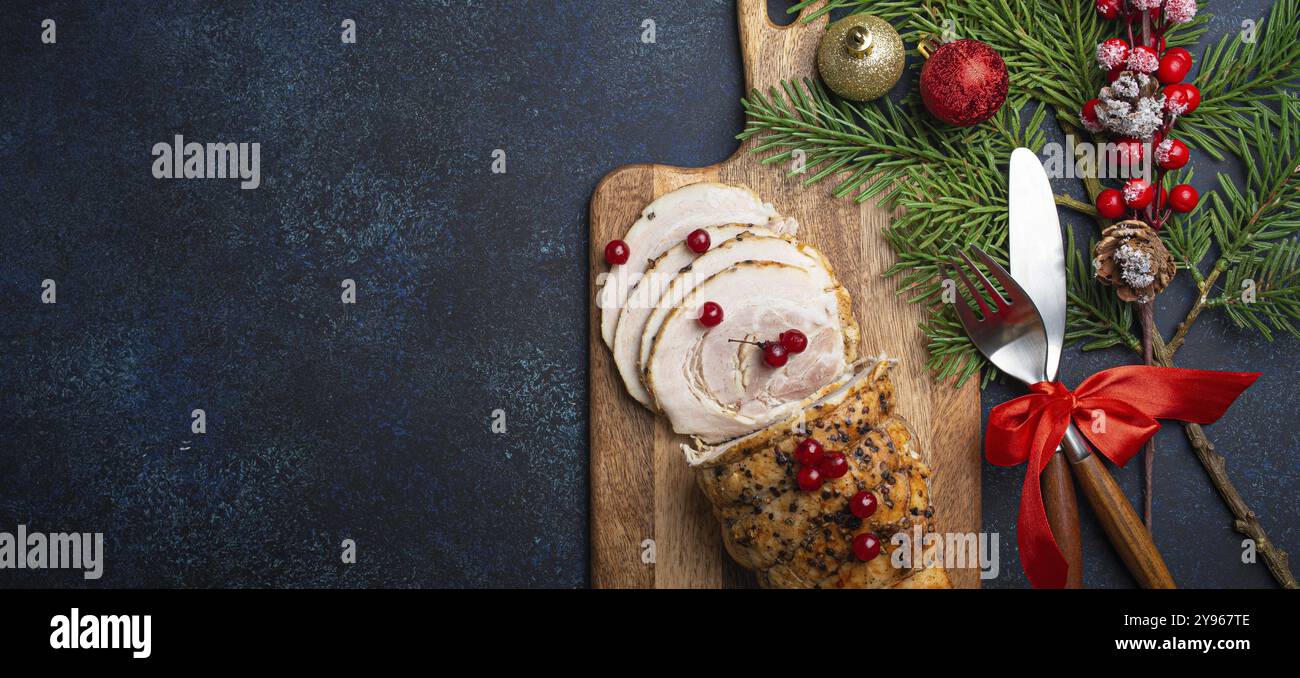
1093,220,1175,303
1095,71,1164,141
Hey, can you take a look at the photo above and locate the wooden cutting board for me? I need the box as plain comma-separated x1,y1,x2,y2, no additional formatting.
589,1,981,588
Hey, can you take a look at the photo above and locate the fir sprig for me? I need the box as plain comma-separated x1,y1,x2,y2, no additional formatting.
1179,0,1300,159
1067,229,1141,353
1172,95,1300,344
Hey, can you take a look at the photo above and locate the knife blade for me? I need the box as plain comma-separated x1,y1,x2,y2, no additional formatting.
1008,147,1084,588
1008,148,1066,380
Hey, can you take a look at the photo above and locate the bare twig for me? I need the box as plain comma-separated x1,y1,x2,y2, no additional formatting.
1055,193,1097,216
1138,301,1156,532
1150,332,1298,588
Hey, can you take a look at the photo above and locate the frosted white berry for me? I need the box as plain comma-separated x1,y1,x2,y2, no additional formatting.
1128,46,1160,74
1155,138,1175,164
1165,0,1198,24
1096,39,1130,70
1130,0,1163,10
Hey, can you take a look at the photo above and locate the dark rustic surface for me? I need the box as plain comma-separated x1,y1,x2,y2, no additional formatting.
0,0,1293,587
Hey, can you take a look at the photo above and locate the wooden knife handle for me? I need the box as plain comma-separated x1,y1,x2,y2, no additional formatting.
1070,453,1176,589
1042,450,1083,588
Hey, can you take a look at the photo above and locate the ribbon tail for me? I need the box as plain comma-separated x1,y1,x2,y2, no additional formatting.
1014,403,1074,589
1016,455,1069,589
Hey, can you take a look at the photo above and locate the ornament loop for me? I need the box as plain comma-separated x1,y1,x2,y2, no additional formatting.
846,26,873,58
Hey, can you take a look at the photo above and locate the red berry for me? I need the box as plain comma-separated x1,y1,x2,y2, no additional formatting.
685,228,711,254
778,329,808,354
1095,0,1121,20
852,532,882,561
797,465,823,492
1180,84,1202,113
1156,138,1189,170
1096,188,1127,219
1169,184,1199,212
604,239,630,265
762,341,788,368
1165,84,1201,114
1112,137,1144,169
1096,38,1130,70
849,491,878,519
794,438,824,466
1123,178,1155,209
818,452,849,479
1156,50,1192,84
698,301,723,327
1081,98,1103,132
1106,66,1125,83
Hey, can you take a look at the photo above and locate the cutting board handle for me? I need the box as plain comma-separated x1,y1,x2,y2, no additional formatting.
737,1,829,93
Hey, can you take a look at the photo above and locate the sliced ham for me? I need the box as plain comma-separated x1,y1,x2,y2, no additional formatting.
612,225,773,407
644,260,859,443
597,183,792,348
638,232,835,384
683,359,893,467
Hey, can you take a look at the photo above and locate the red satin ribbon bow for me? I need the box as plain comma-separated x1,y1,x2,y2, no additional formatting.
985,365,1259,588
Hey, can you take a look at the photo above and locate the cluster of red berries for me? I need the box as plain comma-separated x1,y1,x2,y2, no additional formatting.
792,437,882,561
715,328,807,366
1083,1,1202,226
761,329,808,367
793,437,848,490
1096,180,1198,218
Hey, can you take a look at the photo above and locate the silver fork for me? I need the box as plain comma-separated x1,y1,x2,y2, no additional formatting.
950,246,1175,589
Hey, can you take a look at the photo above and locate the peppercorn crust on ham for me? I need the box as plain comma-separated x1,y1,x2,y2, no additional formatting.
691,360,952,589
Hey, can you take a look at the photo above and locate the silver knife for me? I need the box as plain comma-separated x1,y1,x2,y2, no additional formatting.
1008,147,1086,587
1009,147,1066,380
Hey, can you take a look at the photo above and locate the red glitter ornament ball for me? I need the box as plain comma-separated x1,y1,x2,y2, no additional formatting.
919,39,1009,127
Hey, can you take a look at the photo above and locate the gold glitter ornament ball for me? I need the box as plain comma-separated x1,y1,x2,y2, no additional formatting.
816,14,905,101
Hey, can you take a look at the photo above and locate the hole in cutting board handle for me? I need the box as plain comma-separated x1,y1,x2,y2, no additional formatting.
766,0,798,27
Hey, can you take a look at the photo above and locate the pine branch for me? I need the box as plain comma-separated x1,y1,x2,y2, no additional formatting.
1066,229,1141,353
1160,168,1213,284
1165,96,1300,355
1212,242,1300,340
1179,0,1300,160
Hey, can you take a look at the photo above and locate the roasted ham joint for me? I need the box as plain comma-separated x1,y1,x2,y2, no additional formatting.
598,182,950,589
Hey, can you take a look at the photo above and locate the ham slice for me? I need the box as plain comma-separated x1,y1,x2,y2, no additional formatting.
612,225,773,407
637,232,833,386
644,259,858,443
597,183,791,348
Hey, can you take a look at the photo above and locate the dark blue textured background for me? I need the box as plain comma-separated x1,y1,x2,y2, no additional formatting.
0,1,1294,588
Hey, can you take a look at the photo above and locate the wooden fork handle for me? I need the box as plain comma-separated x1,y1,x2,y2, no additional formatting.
1042,450,1083,588
1070,452,1176,589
